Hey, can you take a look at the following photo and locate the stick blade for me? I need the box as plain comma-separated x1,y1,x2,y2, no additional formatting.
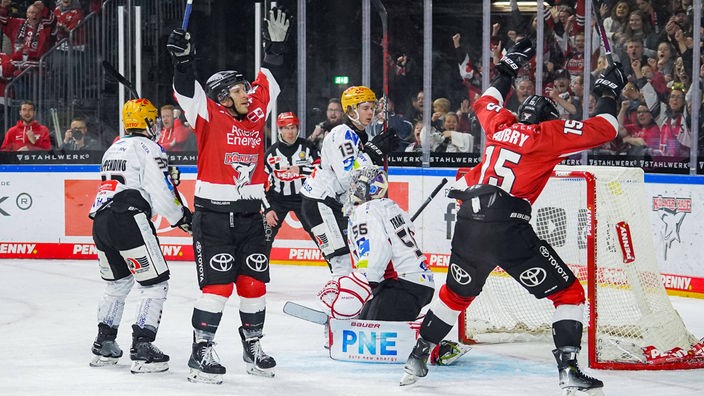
283,301,328,325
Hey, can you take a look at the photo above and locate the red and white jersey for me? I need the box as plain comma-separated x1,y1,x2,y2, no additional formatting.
89,135,184,225
174,68,279,208
347,198,434,288
454,90,618,204
301,123,375,202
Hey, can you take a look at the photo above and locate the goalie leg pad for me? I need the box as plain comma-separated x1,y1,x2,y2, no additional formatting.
317,273,371,319
430,340,472,366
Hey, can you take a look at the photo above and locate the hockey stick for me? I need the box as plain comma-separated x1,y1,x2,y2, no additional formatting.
102,60,139,99
410,178,448,222
371,0,390,172
283,301,328,325
590,0,613,65
49,108,63,149
181,0,193,30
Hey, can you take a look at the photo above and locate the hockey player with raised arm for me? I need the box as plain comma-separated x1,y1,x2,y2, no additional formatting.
300,86,398,280
400,39,626,395
89,98,192,374
263,112,320,257
166,7,291,383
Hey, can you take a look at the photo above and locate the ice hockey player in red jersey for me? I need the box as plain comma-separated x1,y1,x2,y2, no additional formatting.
167,7,291,383
400,39,626,396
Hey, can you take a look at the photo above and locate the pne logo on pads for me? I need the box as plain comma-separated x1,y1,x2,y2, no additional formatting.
328,319,417,363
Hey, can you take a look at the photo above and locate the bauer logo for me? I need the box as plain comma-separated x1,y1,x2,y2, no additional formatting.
615,221,635,264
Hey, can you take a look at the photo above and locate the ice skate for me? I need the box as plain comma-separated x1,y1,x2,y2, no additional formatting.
90,340,123,367
90,324,122,367
553,347,604,396
239,327,276,378
400,337,433,386
187,341,226,384
430,340,472,366
129,340,169,373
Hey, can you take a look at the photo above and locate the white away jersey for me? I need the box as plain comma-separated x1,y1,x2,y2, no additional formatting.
89,135,184,225
347,198,434,287
301,123,374,202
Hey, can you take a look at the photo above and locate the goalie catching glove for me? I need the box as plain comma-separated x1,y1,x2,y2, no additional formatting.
364,128,399,166
166,29,195,67
316,273,372,319
495,39,535,78
172,207,193,235
593,62,627,99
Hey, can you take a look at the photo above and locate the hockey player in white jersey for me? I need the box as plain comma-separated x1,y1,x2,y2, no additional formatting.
88,98,192,373
317,166,469,365
300,86,398,278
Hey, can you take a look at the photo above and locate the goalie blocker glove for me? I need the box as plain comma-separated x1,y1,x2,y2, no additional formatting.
172,207,193,235
167,29,195,67
495,39,535,78
593,62,627,98
364,128,399,166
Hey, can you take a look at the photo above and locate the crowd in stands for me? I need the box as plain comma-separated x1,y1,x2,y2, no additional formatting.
373,0,703,160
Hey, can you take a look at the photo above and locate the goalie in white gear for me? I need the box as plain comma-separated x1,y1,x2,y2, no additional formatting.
318,166,468,365
88,98,192,373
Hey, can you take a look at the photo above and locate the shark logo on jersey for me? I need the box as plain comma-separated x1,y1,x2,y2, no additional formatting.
224,152,258,194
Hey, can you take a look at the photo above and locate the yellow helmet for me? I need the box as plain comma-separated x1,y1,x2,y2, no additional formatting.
341,86,376,112
122,98,158,136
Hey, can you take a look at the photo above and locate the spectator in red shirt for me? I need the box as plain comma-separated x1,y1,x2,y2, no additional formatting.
157,105,192,152
1,100,51,151
0,0,55,65
53,0,85,49
622,102,662,156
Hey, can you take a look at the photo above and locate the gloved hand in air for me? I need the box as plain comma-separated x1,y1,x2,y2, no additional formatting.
167,28,195,66
495,39,535,78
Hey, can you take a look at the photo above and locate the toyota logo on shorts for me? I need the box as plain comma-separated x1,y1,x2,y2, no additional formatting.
209,253,234,272
450,263,471,285
246,253,269,272
519,267,546,287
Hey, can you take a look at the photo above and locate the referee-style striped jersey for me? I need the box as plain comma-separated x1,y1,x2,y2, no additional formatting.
264,137,319,200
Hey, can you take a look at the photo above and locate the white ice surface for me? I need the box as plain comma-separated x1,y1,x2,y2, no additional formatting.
1,259,703,396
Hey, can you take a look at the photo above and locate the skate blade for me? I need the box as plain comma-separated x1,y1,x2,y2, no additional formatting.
563,387,605,396
187,368,224,384
130,361,169,374
89,355,119,367
246,365,275,378
400,372,419,386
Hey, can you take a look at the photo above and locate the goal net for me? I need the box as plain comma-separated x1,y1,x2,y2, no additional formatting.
457,166,704,370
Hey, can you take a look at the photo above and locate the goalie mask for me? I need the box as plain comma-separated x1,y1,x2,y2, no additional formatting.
350,166,388,206
122,98,160,139
517,95,559,125
205,70,252,103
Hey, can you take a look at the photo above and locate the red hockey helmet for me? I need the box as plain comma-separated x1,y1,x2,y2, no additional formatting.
276,112,299,127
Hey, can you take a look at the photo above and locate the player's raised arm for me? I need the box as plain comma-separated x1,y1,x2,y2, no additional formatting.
484,39,535,104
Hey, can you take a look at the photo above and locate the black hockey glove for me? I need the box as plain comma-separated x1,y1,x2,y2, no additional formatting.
495,39,535,78
364,128,399,166
166,29,195,66
593,62,627,99
263,7,292,56
168,166,181,187
172,207,193,235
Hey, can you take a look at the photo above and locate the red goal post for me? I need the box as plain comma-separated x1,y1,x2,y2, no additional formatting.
454,166,704,370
